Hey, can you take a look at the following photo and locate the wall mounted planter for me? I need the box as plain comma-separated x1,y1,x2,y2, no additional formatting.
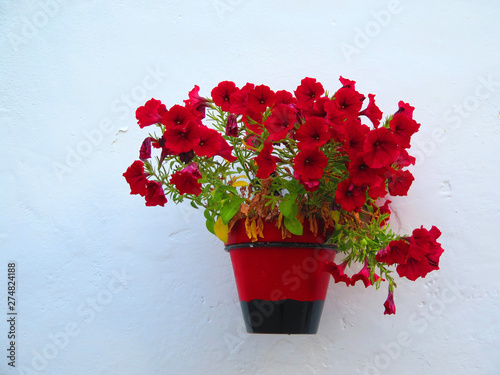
225,220,337,334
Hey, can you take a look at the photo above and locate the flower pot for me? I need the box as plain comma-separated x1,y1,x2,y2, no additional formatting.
225,219,337,334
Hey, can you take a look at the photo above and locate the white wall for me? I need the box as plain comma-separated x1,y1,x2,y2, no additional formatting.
1,1,499,374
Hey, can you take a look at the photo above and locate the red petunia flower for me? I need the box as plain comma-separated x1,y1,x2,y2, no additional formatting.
339,76,356,89
305,97,330,119
368,176,388,200
326,260,352,285
294,77,324,110
342,119,370,157
151,135,175,163
161,104,197,129
123,160,149,196
376,240,410,265
136,98,167,128
152,134,165,149
359,93,383,127
139,137,152,160
324,99,348,127
388,169,415,196
396,226,444,281
363,127,399,168
293,170,321,192
395,101,415,119
229,83,254,115
383,290,396,315
274,90,297,106
335,179,366,211
247,84,277,113
182,162,202,178
351,259,381,287
302,179,320,192
396,257,436,281
427,225,442,245
145,180,167,207
394,148,416,168
409,226,442,259
348,154,379,186
254,142,280,179
242,110,264,135
164,120,201,154
332,87,365,118
295,117,330,150
178,150,195,164
264,104,297,141
426,248,444,272
389,113,420,149
169,163,203,196
183,85,209,118
293,147,328,182
376,199,392,226
226,113,238,137
211,81,238,112
193,126,221,157
216,134,238,162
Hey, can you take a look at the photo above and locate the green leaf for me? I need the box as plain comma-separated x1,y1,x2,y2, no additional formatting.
283,179,303,195
225,186,239,196
279,194,297,218
190,201,198,209
284,216,303,236
279,200,292,218
205,217,215,234
212,189,224,202
221,197,244,224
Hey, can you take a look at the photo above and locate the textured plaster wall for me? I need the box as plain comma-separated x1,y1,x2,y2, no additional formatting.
1,1,499,374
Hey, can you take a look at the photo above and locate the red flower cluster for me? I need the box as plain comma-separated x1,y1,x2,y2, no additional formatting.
126,85,244,205
327,259,382,288
376,226,444,281
169,163,203,196
328,95,420,211
123,160,167,207
135,89,238,162
326,225,444,313
205,77,420,207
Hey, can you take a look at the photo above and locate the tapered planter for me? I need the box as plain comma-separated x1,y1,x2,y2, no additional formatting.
225,219,337,334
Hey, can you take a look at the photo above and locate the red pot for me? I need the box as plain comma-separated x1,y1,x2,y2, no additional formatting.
225,219,337,334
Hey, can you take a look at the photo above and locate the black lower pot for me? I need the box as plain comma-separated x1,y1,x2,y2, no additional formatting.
240,299,325,334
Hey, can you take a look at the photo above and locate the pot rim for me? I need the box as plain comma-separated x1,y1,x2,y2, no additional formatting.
224,241,338,252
